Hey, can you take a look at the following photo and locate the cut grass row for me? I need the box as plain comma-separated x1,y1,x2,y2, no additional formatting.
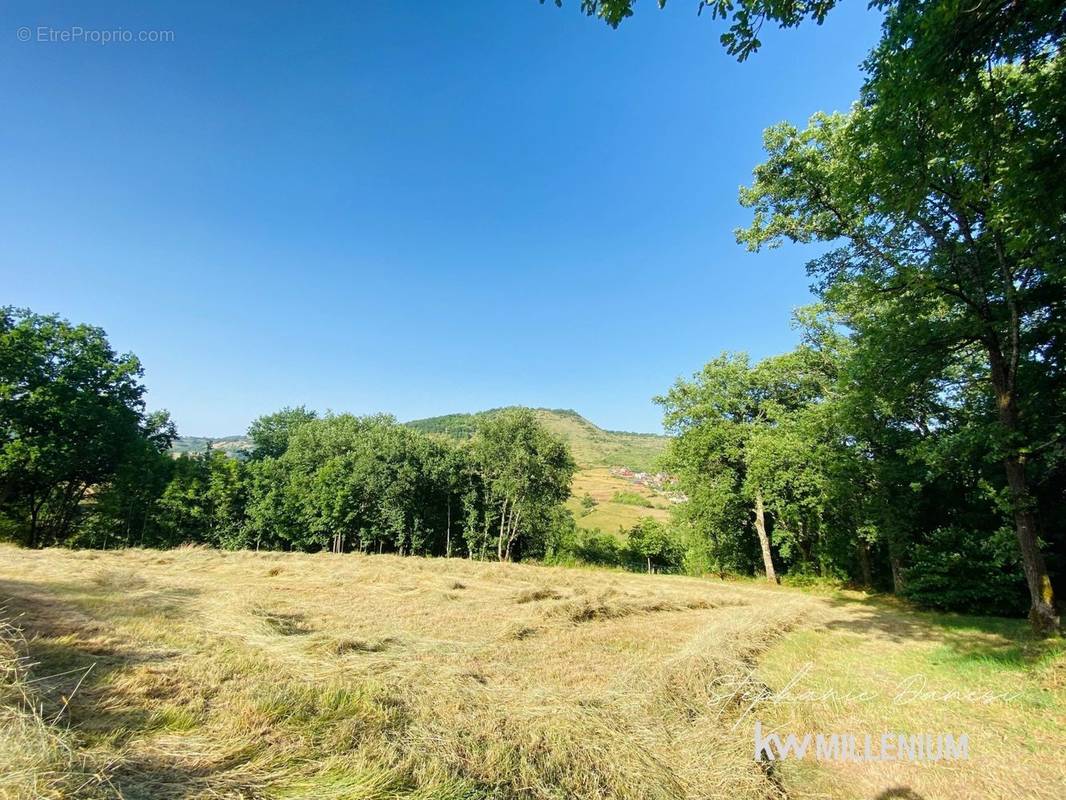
0,545,1062,799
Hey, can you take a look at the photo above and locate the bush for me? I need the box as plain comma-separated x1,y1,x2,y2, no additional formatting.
611,491,653,508
780,572,845,591
573,529,626,567
901,526,1028,616
545,525,627,568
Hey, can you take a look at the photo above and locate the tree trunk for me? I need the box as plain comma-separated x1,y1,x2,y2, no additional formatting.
988,341,1059,633
886,535,905,593
505,508,521,562
140,498,150,548
28,499,40,548
445,498,452,558
857,541,873,588
798,520,813,572
753,492,777,584
497,498,509,562
1004,453,1057,632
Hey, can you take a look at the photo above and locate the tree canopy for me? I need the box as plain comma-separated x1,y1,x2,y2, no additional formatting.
0,308,174,547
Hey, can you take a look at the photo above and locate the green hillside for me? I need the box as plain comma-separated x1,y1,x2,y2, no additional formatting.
172,408,668,471
406,408,668,471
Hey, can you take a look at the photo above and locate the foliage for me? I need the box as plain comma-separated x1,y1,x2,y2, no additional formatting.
0,309,580,562
247,406,317,460
4,1,1065,628
626,517,684,572
736,17,1065,624
655,349,843,581
471,408,576,561
901,526,1028,616
407,407,668,472
545,0,843,60
0,308,175,548
611,491,653,508
545,525,625,568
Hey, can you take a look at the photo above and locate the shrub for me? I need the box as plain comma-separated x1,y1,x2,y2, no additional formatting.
545,525,627,568
611,491,654,508
901,526,1028,616
573,529,626,567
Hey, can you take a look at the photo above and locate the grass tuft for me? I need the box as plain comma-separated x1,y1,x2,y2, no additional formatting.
514,587,562,604
0,616,110,799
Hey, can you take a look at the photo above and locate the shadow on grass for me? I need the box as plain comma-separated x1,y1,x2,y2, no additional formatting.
875,788,925,800
820,594,1063,670
0,578,247,799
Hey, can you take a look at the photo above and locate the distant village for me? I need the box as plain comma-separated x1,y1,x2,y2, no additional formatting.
609,467,687,504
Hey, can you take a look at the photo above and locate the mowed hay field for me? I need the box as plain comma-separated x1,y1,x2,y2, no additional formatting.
1,546,1064,800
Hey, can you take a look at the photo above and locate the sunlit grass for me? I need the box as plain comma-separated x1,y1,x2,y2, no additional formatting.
0,544,1061,799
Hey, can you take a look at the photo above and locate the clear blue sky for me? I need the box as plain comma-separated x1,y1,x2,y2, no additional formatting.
2,1,883,436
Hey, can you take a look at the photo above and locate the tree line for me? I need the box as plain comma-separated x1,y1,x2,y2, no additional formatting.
0,309,575,561
0,308,670,575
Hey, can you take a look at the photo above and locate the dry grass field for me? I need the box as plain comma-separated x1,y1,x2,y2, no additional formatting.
1,545,1063,800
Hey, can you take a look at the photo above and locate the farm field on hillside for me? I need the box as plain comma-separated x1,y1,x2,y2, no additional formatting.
1,547,1063,800
565,467,672,533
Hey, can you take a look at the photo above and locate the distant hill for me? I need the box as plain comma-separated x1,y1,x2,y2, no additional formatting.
169,435,254,458
172,408,668,471
406,408,668,472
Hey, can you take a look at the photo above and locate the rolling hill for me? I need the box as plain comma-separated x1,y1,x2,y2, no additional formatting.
173,408,669,472
406,408,668,472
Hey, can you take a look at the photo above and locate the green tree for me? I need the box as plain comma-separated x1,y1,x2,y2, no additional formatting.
80,411,177,549
546,0,846,60
658,353,795,582
626,517,682,573
205,451,248,549
278,414,475,556
244,455,302,550
154,455,212,545
737,41,1064,629
553,1,1066,66
471,408,576,561
0,308,173,547
247,406,318,459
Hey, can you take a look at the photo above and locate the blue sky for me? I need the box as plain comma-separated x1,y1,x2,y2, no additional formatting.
2,1,883,436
